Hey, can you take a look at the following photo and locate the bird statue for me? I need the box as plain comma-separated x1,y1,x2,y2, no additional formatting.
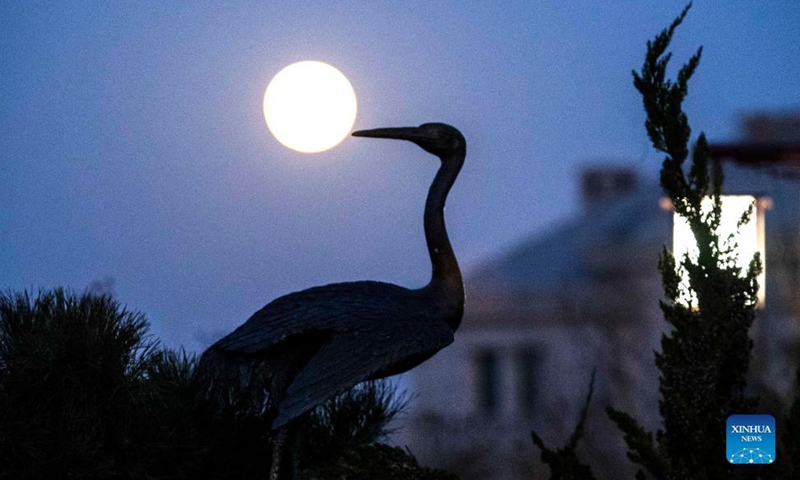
196,123,466,479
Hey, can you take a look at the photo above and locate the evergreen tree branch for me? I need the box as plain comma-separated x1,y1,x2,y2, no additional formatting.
605,408,667,480
609,3,762,478
532,369,599,480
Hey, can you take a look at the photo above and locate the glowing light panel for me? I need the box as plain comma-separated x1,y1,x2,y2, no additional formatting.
672,195,765,306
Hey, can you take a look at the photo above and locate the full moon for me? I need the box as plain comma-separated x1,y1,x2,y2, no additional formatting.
263,61,357,153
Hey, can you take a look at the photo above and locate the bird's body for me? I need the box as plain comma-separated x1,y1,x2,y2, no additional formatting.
197,123,466,433
202,280,459,427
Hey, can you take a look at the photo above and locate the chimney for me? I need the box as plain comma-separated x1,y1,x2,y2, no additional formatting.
742,111,800,143
581,166,638,209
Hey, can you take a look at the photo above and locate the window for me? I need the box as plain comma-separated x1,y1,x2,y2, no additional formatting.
474,350,498,414
516,347,541,414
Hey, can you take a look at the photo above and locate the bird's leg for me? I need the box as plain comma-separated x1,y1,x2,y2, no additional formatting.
289,415,307,479
270,419,304,480
269,425,289,480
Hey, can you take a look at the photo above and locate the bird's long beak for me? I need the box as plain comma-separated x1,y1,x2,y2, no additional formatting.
352,127,426,142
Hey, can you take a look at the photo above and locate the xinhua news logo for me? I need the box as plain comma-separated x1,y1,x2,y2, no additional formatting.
726,414,775,465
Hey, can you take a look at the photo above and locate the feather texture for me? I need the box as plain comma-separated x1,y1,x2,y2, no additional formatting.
196,281,454,427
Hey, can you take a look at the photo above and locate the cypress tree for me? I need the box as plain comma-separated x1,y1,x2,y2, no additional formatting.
606,4,764,479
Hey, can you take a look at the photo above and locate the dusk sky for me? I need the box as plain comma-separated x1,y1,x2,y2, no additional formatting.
2,2,798,350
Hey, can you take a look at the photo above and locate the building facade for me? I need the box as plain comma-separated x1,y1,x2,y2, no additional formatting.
398,113,800,480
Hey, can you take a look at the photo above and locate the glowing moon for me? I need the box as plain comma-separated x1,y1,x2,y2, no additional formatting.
263,61,357,153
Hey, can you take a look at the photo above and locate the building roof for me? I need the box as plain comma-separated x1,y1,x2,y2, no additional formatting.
460,178,670,330
467,182,668,295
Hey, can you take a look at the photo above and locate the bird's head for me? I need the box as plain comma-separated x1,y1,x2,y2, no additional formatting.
352,123,465,158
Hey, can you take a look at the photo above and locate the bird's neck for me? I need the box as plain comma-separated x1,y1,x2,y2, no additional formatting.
424,149,465,329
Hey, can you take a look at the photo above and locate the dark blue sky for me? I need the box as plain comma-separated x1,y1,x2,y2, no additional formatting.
2,2,798,350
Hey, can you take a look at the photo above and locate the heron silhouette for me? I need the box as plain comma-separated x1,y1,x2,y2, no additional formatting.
197,123,465,479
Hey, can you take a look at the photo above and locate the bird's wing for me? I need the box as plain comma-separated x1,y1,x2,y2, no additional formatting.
196,283,391,406
271,318,454,429
209,281,407,355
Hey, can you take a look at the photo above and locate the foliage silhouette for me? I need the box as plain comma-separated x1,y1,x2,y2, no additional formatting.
301,380,406,471
0,288,455,479
307,443,459,480
532,369,598,480
0,288,200,479
605,4,767,479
